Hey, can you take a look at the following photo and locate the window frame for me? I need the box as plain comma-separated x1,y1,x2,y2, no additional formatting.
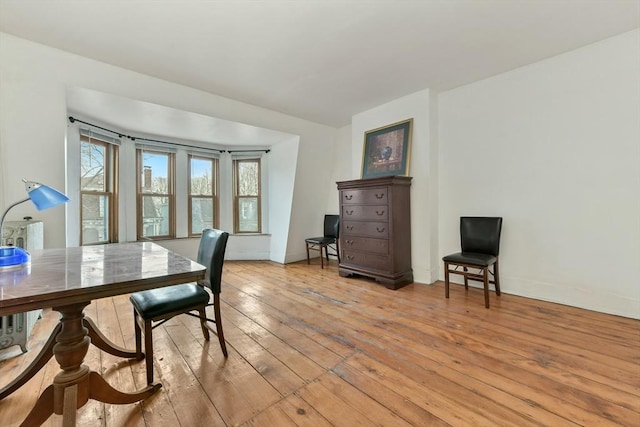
233,158,262,234
188,154,219,236
79,135,119,245
136,148,176,240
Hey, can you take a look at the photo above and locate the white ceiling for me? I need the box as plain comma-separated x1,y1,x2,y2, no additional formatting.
1,0,638,138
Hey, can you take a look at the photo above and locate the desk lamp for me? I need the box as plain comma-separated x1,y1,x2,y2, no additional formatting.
0,179,69,269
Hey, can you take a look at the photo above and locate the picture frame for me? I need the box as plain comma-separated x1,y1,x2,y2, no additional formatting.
361,118,413,179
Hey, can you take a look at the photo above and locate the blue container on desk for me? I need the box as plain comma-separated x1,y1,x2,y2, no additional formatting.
0,246,30,269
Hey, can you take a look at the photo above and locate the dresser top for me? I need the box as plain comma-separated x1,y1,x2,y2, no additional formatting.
337,176,412,189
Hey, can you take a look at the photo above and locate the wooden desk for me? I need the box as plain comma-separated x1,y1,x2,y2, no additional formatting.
0,242,205,426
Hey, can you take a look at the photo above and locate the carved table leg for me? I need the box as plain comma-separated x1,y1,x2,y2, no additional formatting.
18,302,91,426
84,317,138,359
0,323,60,400
17,302,161,426
18,385,54,427
1,313,142,402
88,371,160,404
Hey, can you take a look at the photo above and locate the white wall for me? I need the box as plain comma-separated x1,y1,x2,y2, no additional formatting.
326,124,353,213
439,29,640,319
269,136,300,262
350,89,438,284
0,33,336,263
284,116,341,262
2,29,637,319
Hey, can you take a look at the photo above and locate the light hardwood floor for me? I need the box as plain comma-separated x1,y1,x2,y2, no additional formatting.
0,260,638,426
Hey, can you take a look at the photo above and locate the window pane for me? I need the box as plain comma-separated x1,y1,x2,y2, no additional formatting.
141,195,170,237
80,141,106,191
141,152,169,194
191,197,213,233
81,194,108,244
238,197,258,232
190,158,213,196
238,161,258,196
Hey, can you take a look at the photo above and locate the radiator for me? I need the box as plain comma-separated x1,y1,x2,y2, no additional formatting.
1,219,44,354
0,310,42,353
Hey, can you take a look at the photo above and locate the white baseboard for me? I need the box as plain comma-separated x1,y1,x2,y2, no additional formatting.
443,275,639,319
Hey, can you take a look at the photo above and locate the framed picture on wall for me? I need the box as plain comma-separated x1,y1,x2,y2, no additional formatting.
361,118,413,179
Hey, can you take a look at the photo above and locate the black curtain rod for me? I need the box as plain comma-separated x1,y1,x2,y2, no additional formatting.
68,116,126,138
68,116,226,153
227,149,271,153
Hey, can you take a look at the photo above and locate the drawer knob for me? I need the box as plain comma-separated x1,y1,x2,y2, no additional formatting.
345,194,353,200
347,255,354,260
376,210,385,216
346,210,354,215
375,193,384,199
346,225,353,231
346,240,354,245
376,227,385,233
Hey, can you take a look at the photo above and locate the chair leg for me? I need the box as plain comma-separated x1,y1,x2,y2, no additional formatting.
463,266,469,289
213,294,228,357
482,267,490,309
493,258,501,295
198,306,210,341
133,309,143,360
144,319,154,384
320,245,325,269
444,262,450,299
306,243,310,265
336,241,341,263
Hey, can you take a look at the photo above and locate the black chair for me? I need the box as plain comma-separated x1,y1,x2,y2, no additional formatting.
443,217,503,308
130,229,229,384
305,214,340,269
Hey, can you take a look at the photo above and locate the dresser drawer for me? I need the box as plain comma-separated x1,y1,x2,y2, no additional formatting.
342,237,388,255
341,188,388,205
341,251,390,271
342,221,389,239
342,205,389,221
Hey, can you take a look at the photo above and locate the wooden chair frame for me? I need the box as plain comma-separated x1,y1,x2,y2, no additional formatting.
444,258,500,309
133,290,227,385
305,215,340,269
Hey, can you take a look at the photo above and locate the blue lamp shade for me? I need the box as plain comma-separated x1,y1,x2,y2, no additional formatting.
0,180,69,269
24,180,70,210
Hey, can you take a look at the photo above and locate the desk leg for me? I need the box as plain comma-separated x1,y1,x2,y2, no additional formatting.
84,317,138,359
0,323,60,400
18,385,54,427
1,315,140,401
89,371,160,403
19,302,161,426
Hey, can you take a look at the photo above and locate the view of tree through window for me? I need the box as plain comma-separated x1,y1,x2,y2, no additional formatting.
234,159,261,233
80,136,116,245
138,150,174,239
189,156,218,235
78,131,268,244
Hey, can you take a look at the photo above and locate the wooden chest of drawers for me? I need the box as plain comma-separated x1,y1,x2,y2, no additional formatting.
337,176,412,289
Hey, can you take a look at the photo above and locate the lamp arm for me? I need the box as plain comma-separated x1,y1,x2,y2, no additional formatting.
0,197,30,237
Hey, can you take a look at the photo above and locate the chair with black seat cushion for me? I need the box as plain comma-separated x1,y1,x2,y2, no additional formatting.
305,214,340,269
130,228,229,384
443,217,503,308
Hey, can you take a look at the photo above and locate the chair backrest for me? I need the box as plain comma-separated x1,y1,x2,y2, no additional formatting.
196,228,229,294
460,217,503,256
324,215,340,239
